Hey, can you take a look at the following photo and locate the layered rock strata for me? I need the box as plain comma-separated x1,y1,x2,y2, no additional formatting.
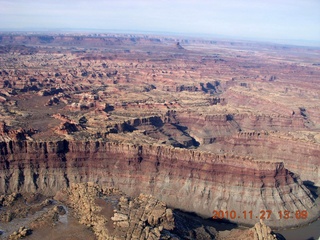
175,112,320,185
0,140,318,228
199,131,320,185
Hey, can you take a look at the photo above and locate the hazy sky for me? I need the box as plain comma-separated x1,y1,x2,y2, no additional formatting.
1,0,319,43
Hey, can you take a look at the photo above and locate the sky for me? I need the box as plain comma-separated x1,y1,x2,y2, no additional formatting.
0,0,319,44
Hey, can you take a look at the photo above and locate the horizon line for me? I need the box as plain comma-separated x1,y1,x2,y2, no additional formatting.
0,28,319,48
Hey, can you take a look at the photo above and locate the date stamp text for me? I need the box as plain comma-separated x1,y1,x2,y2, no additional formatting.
212,210,308,220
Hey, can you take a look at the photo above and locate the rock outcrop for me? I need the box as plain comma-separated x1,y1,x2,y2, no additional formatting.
218,220,283,240
55,182,176,240
8,226,31,240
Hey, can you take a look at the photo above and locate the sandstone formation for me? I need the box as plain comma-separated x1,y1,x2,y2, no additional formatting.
8,227,31,240
55,182,176,240
0,32,319,236
218,220,283,240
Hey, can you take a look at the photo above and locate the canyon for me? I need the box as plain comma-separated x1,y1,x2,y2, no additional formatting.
0,32,319,239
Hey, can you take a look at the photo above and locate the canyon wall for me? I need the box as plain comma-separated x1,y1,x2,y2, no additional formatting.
175,112,320,185
0,139,318,228
206,132,320,185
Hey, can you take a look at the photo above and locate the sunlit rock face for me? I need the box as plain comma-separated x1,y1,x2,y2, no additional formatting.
0,140,318,228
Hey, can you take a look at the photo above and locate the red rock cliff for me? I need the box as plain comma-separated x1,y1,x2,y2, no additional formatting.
0,139,318,228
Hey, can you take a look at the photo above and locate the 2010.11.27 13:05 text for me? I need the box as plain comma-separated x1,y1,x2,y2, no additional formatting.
212,210,308,220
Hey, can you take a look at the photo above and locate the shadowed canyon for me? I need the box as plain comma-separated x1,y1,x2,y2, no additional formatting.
0,33,319,239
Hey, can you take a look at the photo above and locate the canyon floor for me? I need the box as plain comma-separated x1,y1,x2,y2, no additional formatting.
0,33,319,239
